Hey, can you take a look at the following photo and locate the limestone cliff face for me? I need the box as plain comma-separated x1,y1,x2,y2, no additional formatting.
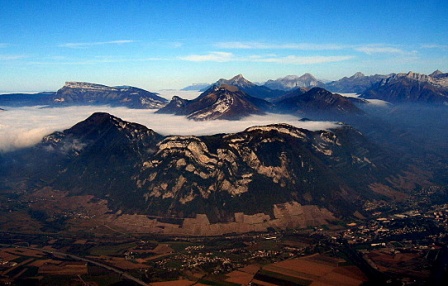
136,122,393,223
53,81,168,108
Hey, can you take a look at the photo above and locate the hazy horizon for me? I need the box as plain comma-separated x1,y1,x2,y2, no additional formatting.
1,1,447,92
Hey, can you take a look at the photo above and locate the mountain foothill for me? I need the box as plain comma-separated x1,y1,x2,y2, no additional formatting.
0,70,447,236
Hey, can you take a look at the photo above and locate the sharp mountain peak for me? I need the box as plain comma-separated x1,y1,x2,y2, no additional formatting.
217,74,254,87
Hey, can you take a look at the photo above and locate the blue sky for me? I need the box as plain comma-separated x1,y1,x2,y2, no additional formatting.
1,0,447,92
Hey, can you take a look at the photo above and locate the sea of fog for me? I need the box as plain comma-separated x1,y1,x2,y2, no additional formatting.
0,105,340,152
0,90,395,152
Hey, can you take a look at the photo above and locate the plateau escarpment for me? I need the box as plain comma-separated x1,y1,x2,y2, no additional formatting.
0,82,168,108
53,82,168,108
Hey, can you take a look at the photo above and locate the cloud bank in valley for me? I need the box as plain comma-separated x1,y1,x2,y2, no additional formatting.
0,106,340,152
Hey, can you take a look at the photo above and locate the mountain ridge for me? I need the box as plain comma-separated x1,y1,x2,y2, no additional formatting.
1,112,408,230
275,87,364,117
360,71,448,104
324,72,390,93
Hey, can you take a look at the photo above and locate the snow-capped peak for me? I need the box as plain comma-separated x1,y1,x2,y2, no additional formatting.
217,74,254,88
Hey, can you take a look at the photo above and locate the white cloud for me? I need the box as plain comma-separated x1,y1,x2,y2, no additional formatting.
355,44,412,55
365,99,391,107
27,55,168,66
215,41,420,57
0,106,339,152
169,41,184,48
180,52,354,64
339,93,391,106
59,40,135,49
179,52,235,62
253,55,354,64
215,41,347,50
0,54,28,60
421,44,448,50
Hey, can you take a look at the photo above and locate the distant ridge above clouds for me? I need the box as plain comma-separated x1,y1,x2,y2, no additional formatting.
181,83,211,91
324,72,390,93
0,82,168,109
53,82,168,108
3,70,447,109
263,73,325,91
360,71,448,104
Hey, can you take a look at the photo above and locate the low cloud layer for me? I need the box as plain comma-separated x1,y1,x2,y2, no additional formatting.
0,106,340,152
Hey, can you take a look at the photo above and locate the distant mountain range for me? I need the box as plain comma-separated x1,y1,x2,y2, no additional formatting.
214,74,285,100
360,71,448,104
179,70,448,106
0,92,57,106
158,75,364,120
181,83,210,91
183,73,325,93
2,71,447,112
324,72,389,94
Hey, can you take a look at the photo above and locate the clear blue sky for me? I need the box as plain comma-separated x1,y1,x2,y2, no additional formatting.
1,0,447,92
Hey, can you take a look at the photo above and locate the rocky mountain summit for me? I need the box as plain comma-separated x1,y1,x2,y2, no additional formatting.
429,69,448,87
157,84,272,120
263,73,325,91
216,74,254,88
211,74,285,100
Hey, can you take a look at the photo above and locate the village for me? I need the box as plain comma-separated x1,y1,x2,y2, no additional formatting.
0,185,447,285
